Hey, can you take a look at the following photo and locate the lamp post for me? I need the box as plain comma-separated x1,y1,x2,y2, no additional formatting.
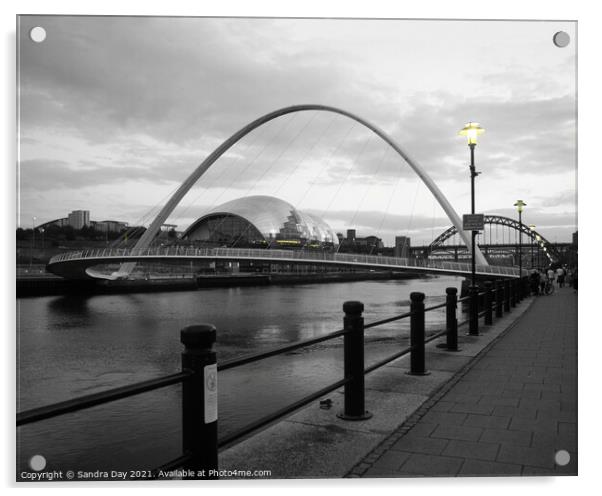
459,122,484,335
30,216,36,267
529,224,536,269
514,200,526,297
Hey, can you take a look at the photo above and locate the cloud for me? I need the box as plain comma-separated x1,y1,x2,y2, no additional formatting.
19,158,183,190
20,17,575,185
536,189,577,208
17,16,577,242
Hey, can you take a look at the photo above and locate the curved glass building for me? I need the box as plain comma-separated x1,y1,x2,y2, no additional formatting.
182,195,338,249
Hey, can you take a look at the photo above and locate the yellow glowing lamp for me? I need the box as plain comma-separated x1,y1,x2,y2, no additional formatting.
459,122,485,145
514,200,526,213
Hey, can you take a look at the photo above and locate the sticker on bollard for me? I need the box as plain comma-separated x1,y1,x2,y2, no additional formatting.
204,364,218,423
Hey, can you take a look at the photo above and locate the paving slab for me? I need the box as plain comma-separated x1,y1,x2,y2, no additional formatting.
219,288,572,479
349,287,577,478
219,419,383,478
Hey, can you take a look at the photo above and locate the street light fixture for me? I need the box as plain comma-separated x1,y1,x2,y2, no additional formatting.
459,122,485,335
514,200,526,296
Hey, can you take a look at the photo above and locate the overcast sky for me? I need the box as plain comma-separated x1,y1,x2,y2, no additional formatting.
17,16,577,245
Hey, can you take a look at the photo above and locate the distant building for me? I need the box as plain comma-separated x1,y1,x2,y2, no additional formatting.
394,236,411,258
572,231,578,246
36,218,69,230
337,230,384,254
67,210,90,229
355,235,384,250
94,220,129,233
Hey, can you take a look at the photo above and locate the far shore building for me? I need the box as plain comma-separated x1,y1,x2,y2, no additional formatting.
394,236,411,258
181,195,338,250
93,220,129,233
67,210,90,229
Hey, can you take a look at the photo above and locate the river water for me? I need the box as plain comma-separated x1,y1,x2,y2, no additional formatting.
16,275,462,474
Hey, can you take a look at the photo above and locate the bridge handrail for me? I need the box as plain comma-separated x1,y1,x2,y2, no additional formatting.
47,247,523,277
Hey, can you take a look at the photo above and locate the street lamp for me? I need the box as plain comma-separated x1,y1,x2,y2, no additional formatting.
30,216,36,267
514,200,526,296
529,224,536,269
459,122,484,335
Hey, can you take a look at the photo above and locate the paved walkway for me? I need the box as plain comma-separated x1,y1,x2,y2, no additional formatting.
351,286,577,477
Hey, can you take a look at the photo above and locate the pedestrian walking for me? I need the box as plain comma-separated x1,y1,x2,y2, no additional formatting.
556,266,565,287
572,268,578,292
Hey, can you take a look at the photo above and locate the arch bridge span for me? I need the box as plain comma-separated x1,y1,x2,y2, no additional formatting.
47,247,520,281
429,215,561,262
117,103,487,278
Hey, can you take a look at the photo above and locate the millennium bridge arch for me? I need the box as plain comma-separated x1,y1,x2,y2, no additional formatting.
429,215,561,262
114,104,488,277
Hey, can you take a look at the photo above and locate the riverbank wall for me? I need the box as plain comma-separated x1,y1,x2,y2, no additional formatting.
17,270,427,297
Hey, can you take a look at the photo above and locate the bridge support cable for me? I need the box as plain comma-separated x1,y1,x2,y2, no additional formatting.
297,120,357,215
168,112,299,241
107,104,488,278
317,126,373,224
108,180,184,249
335,133,389,244
273,112,337,197
405,177,422,246
196,113,316,250
371,150,401,256
367,147,399,253
246,112,314,196
164,117,274,235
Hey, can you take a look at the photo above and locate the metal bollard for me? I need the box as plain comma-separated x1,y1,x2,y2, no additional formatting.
484,281,493,325
468,285,479,336
408,292,430,375
518,277,526,301
338,301,372,420
181,324,218,479
504,279,511,312
495,280,503,318
444,287,459,351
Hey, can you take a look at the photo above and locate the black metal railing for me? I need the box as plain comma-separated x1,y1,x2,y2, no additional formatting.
17,275,532,479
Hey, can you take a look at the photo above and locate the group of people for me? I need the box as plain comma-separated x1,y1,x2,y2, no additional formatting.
529,265,577,295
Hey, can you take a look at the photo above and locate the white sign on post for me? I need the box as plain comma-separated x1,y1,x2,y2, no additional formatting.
204,364,218,424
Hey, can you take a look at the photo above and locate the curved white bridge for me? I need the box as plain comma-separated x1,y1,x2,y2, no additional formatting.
47,247,522,281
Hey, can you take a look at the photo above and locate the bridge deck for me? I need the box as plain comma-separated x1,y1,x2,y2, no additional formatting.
47,247,522,280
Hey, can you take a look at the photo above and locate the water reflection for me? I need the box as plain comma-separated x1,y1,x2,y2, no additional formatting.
17,276,462,473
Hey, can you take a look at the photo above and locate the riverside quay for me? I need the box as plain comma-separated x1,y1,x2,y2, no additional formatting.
17,15,577,482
